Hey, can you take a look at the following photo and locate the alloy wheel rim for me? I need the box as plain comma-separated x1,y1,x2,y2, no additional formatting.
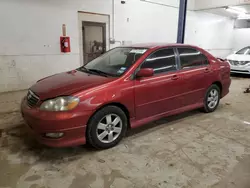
207,89,219,109
96,114,122,143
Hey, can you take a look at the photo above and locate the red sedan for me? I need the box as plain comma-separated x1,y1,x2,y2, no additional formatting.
21,43,231,149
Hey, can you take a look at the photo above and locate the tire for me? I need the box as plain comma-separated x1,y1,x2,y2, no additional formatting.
86,106,128,149
203,84,221,113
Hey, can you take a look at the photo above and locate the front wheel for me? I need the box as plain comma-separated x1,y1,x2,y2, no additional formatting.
86,106,127,149
203,84,221,113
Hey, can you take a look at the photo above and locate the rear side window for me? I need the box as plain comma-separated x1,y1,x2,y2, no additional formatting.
141,48,177,74
177,48,209,69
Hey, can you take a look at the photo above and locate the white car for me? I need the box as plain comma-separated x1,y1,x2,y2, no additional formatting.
227,47,250,74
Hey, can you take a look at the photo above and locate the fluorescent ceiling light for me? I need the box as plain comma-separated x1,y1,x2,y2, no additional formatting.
226,8,241,14
230,6,247,13
225,6,247,15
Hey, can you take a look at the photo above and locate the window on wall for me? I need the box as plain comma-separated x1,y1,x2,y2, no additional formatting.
178,48,209,69
141,48,177,74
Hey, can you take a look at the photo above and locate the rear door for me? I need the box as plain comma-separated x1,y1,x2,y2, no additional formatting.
176,47,213,107
134,48,183,120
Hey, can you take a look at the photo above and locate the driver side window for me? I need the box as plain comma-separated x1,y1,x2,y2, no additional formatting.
141,48,177,75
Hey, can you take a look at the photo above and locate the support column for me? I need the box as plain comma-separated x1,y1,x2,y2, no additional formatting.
177,0,188,43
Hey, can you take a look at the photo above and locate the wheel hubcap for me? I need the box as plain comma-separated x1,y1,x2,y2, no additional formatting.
96,114,122,143
207,89,219,109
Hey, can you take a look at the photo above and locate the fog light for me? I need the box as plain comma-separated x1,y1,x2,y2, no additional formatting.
45,132,64,138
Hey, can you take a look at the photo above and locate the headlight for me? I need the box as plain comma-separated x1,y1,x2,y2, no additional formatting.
241,61,250,65
40,96,79,111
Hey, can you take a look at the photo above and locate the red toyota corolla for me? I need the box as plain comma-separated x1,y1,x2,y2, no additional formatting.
21,43,231,149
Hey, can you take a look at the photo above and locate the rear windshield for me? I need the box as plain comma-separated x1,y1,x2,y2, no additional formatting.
80,47,148,77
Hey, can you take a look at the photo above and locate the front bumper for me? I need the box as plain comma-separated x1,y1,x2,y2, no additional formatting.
21,98,93,147
230,65,250,74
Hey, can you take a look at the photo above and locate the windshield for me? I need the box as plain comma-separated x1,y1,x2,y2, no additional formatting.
81,47,148,77
236,47,250,55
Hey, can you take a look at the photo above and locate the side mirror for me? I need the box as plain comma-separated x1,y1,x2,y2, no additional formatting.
136,68,154,78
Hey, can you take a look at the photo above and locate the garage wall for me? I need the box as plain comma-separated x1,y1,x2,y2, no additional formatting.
0,0,119,93
114,0,179,44
0,0,234,93
186,12,234,58
232,29,250,50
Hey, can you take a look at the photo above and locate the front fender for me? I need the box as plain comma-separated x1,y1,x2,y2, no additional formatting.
75,80,135,118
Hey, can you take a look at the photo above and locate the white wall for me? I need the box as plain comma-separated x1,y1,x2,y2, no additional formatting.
0,0,235,92
186,11,235,58
0,0,180,92
232,29,250,50
114,0,179,44
0,0,112,92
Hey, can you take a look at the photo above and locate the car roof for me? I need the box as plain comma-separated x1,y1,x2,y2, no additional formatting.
127,43,198,49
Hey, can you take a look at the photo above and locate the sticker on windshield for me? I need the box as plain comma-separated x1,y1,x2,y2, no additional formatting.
117,67,127,74
129,49,147,54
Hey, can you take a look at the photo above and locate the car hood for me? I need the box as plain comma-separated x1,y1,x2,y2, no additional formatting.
30,70,116,100
227,54,250,61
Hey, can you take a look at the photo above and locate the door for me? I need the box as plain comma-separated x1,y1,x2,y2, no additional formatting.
82,22,106,64
78,12,110,65
176,47,213,107
134,48,183,120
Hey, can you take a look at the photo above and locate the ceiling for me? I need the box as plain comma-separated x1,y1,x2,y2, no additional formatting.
202,5,250,19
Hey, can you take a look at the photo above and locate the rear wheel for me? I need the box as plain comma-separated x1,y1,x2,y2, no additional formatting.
86,106,127,149
203,84,220,113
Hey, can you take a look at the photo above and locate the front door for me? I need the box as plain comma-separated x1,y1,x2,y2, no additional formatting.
134,48,183,120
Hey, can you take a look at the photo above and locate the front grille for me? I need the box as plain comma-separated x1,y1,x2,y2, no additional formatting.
26,90,40,107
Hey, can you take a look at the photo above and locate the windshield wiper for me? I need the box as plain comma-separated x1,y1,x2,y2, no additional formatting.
78,67,115,77
78,67,90,73
78,67,106,76
87,69,111,77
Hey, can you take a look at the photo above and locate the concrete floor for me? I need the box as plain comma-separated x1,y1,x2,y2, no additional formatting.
0,76,250,188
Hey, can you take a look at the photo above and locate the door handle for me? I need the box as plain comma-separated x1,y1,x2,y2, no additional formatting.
204,68,210,73
171,75,179,80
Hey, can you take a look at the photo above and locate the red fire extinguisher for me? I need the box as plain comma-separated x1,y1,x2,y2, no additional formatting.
60,36,71,53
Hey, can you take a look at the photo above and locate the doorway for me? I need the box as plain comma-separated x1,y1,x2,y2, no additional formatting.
78,12,110,65
82,22,106,63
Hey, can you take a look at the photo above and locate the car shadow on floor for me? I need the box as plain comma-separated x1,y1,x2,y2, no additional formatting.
1,109,204,163
126,109,201,138
2,125,92,163
231,73,250,79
